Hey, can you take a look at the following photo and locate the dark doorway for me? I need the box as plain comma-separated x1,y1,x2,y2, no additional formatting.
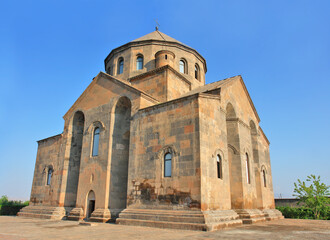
86,190,95,219
87,200,95,219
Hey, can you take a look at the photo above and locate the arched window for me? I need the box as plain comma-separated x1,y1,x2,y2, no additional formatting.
136,56,143,70
117,58,124,74
263,170,267,187
216,154,222,179
246,153,250,184
179,59,186,74
195,64,200,80
47,168,53,185
92,127,100,156
164,153,172,177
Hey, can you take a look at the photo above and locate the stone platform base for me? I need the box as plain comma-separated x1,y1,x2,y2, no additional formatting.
17,206,66,220
18,206,283,231
116,208,242,231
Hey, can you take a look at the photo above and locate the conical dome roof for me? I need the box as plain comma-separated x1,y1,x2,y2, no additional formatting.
131,30,184,45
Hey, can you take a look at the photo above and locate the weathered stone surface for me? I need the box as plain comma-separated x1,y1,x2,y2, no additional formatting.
18,30,282,231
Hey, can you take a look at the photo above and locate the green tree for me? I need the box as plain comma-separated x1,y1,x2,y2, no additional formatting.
0,195,9,205
293,174,330,219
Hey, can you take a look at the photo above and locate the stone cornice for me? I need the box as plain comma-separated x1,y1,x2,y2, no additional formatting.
100,72,160,104
137,93,200,115
37,133,63,143
137,92,220,117
198,93,220,100
237,76,260,123
259,126,270,145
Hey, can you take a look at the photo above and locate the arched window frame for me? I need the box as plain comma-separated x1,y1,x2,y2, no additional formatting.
216,154,223,179
179,58,187,74
92,127,100,157
164,152,172,177
46,166,53,186
136,55,143,70
194,63,200,81
158,146,177,178
117,57,124,75
245,153,251,184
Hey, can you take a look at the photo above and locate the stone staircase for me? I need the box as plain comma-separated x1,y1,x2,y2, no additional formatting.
234,209,284,224
203,210,243,231
116,208,242,231
17,206,66,220
235,209,267,224
263,209,284,221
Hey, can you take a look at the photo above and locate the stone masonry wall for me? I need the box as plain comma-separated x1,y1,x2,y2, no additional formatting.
30,134,63,206
167,70,191,101
198,94,232,211
65,76,146,215
129,70,167,102
220,77,275,210
127,95,201,210
31,74,157,217
258,131,275,209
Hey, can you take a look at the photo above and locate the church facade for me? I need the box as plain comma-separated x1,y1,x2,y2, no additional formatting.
18,30,282,231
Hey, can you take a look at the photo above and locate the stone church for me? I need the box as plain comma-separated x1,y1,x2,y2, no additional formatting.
19,30,283,230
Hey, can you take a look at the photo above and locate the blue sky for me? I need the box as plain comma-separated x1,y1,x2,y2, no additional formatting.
1,0,329,200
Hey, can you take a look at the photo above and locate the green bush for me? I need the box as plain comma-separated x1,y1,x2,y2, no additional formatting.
0,204,27,215
276,206,330,220
0,195,29,216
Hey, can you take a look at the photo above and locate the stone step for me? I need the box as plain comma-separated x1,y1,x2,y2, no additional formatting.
234,209,267,225
116,218,207,231
19,210,65,215
17,206,66,220
242,216,266,224
208,219,243,231
238,214,265,219
79,221,98,226
119,212,205,223
17,212,64,220
121,209,204,217
203,210,241,223
19,206,65,214
265,215,284,221
263,209,284,221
